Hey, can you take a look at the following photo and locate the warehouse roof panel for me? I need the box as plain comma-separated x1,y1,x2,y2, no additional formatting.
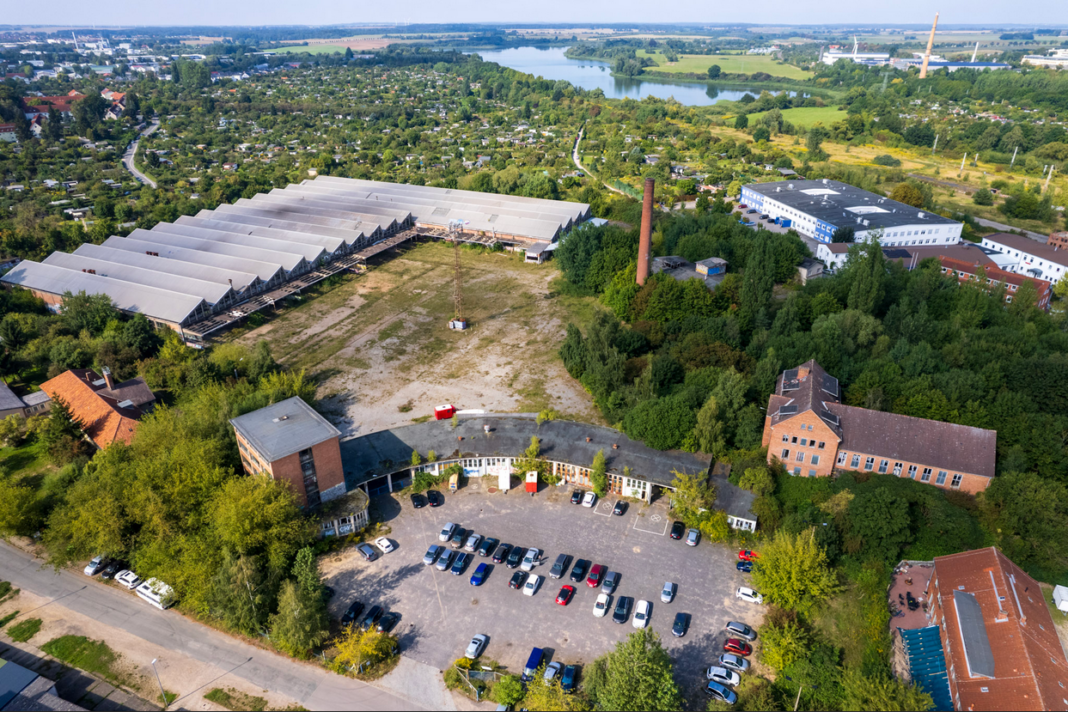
102,235,284,283
73,243,260,293
43,252,235,306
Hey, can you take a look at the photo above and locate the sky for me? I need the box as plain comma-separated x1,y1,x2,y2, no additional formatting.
6,0,1065,28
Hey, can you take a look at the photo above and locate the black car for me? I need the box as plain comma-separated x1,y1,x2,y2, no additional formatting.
427,490,444,507
341,600,364,625
509,571,528,589
100,560,123,580
612,501,628,516
672,612,690,638
377,611,400,634
506,546,525,569
493,543,513,564
410,493,427,509
360,605,383,631
570,490,584,505
670,521,685,540
569,559,590,583
603,571,621,595
612,596,631,624
450,528,468,549
478,538,500,557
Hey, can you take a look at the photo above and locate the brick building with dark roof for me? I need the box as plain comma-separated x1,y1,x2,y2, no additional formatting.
761,360,996,494
39,368,155,448
926,548,1068,711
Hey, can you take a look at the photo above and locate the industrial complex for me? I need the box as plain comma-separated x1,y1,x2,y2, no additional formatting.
0,178,591,340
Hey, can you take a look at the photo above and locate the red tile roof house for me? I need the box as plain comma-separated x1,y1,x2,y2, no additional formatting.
926,548,1068,711
40,368,156,448
761,360,997,494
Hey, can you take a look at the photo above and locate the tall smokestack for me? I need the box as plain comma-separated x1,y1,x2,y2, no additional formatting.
919,12,939,79
636,178,654,286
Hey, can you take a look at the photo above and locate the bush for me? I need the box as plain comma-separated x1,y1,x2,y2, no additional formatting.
872,154,901,167
972,188,995,206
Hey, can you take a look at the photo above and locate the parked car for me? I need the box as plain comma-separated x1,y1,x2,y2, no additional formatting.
509,571,528,589
556,585,575,606
738,549,759,562
374,537,395,554
661,582,676,603
427,490,444,507
356,543,378,562
435,550,456,571
602,571,621,595
670,521,685,540
759,213,770,221
612,501,627,516
470,562,489,586
377,612,400,634
737,587,763,605
464,533,482,552
341,600,364,625
493,543,512,564
522,648,544,682
612,596,631,624
582,492,596,508
478,538,499,557
549,554,571,579
736,561,753,573
561,664,578,694
506,546,524,569
410,493,427,509
632,599,651,629
84,556,107,576
523,574,541,597
593,593,611,618
465,634,488,659
686,529,700,547
115,570,142,590
570,490,584,504
439,523,457,542
672,612,690,637
543,661,562,682
450,528,468,549
719,653,751,673
707,666,741,688
724,638,753,656
704,681,738,705
360,605,383,631
101,560,123,580
422,545,444,565
569,559,590,583
725,621,756,641
451,552,470,575
586,564,605,588
746,208,757,214
521,548,540,572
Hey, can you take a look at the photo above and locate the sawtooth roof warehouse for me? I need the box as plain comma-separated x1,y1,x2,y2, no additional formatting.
741,179,962,246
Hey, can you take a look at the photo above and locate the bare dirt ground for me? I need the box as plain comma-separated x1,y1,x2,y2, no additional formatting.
238,243,603,437
0,588,300,711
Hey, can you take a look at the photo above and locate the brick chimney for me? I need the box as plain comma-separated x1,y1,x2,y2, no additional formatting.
102,366,115,390
636,178,654,286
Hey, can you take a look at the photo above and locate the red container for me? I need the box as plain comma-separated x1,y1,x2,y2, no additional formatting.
434,404,456,420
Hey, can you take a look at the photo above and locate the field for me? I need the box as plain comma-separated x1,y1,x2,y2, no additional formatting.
272,44,354,55
638,50,812,80
745,106,849,128
236,241,603,436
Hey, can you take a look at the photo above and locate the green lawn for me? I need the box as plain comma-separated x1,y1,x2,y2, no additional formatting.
746,106,848,128
272,45,351,55
6,618,41,643
40,636,134,688
638,50,812,80
205,688,268,712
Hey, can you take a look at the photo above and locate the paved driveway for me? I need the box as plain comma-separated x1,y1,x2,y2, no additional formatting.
324,481,763,701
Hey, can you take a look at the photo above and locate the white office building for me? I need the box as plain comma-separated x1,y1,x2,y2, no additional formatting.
980,232,1068,283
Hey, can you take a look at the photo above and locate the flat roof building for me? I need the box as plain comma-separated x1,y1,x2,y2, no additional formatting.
980,232,1068,284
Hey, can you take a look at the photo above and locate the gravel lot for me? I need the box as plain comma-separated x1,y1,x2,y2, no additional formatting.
322,480,764,702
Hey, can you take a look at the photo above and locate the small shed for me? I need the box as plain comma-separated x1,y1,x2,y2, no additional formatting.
797,257,824,285
1054,585,1068,613
696,257,728,277
525,471,538,494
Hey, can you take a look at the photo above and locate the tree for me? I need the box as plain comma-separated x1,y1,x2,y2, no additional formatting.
670,471,716,524
334,624,396,671
708,64,722,79
208,550,267,635
61,291,118,336
41,395,90,463
0,414,23,447
522,664,592,711
841,669,933,711
846,239,889,315
271,570,329,656
972,188,995,206
831,226,855,243
903,123,935,148
491,675,525,707
759,619,812,671
752,528,840,614
585,630,683,712
590,449,608,497
693,395,726,456
734,114,748,130
847,489,912,563
738,467,774,497
889,183,925,208
0,480,41,537
752,127,771,143
805,125,829,160
978,471,1068,573
46,104,63,141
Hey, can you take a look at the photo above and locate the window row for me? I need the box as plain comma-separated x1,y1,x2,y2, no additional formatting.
835,451,963,488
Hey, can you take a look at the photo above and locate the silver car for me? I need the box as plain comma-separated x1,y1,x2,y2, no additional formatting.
718,653,750,673
464,533,482,552
706,666,741,688
661,582,676,603
435,550,456,571
543,661,562,682
422,545,443,565
725,621,756,641
465,634,487,659
439,523,457,542
686,529,700,546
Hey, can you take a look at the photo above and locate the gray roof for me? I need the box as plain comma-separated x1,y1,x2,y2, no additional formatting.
0,381,25,412
104,235,285,283
745,179,960,232
43,252,235,306
149,224,326,264
711,475,757,523
196,208,375,243
21,391,50,406
1,674,83,712
73,243,260,293
128,229,308,274
953,589,996,678
651,256,723,290
0,659,40,710
230,397,341,462
175,216,348,254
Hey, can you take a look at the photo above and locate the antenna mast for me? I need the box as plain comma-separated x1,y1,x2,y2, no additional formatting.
448,240,468,330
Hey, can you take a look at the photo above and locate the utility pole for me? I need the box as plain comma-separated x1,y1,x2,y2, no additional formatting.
1045,165,1056,193
151,659,167,709
931,133,939,155
959,153,967,175
794,685,804,712
1010,146,1019,169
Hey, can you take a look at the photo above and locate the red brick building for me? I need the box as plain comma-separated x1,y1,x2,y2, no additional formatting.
761,361,996,494
926,548,1068,711
230,396,344,507
1048,231,1068,250
940,256,1052,310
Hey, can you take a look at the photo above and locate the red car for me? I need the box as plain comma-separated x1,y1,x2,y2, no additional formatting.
724,638,752,656
586,564,605,588
556,585,575,606
738,550,759,562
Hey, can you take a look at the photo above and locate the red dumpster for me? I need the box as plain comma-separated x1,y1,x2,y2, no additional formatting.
434,404,456,420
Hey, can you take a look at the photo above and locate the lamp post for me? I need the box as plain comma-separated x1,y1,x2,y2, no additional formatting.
150,658,167,709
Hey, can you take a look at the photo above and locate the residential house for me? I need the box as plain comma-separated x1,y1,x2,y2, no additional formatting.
40,368,156,448
762,360,996,494
0,381,51,419
0,124,17,143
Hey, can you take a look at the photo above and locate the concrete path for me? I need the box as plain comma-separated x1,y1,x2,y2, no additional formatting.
973,216,1049,243
573,126,627,198
0,543,426,711
122,120,160,189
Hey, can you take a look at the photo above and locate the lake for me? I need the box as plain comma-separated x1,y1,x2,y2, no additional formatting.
476,46,792,107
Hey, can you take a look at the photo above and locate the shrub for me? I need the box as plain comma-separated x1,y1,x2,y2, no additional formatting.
972,188,995,206
872,154,901,167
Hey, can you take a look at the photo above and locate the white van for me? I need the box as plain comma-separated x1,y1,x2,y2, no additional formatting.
135,578,175,610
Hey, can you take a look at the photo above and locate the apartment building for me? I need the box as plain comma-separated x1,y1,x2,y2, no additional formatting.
939,256,1052,309
981,232,1068,284
761,361,996,494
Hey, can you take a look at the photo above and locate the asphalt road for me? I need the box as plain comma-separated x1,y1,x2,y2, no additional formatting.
0,543,424,711
122,120,160,189
327,481,762,705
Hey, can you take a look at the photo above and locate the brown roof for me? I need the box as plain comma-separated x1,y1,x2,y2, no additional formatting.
40,369,154,448
933,548,1068,711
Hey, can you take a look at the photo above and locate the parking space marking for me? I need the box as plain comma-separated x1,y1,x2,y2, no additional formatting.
594,500,613,517
631,510,669,536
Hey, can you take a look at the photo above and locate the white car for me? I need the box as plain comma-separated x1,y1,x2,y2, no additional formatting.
593,593,611,618
465,634,487,659
632,599,651,629
83,555,106,576
661,582,676,603
439,523,457,542
737,587,764,605
719,653,750,673
374,537,395,554
706,666,741,688
115,570,142,590
520,548,539,572
543,661,562,682
582,492,597,508
523,574,541,597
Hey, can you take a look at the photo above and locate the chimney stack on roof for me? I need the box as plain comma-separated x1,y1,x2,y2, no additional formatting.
102,366,115,391
636,178,654,286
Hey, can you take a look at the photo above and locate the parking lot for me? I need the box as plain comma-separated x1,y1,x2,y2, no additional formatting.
322,482,764,701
